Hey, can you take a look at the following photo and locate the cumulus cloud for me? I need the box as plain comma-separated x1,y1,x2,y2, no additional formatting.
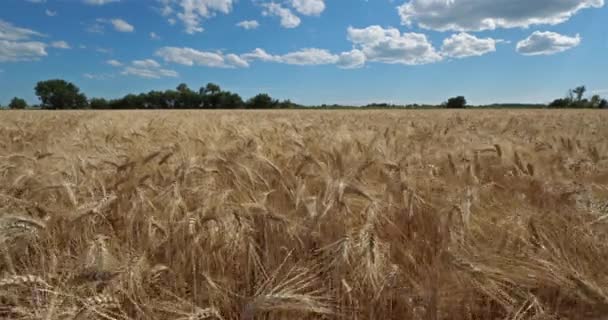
84,0,120,5
156,47,250,68
159,0,234,34
242,48,366,67
121,59,178,78
45,10,57,17
441,33,499,58
347,25,442,65
397,0,604,31
86,22,105,34
110,19,134,32
263,3,301,28
50,40,71,49
0,19,44,41
155,24,505,70
280,48,338,65
291,0,325,16
132,59,161,68
224,54,249,68
516,31,581,56
236,20,260,30
90,18,134,33
107,59,123,66
241,48,332,65
337,49,366,69
0,19,47,62
122,66,178,78
0,40,47,62
150,32,161,40
83,73,114,80
241,48,280,62
96,47,112,54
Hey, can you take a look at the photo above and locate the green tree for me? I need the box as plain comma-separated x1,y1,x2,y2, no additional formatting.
89,98,109,110
278,99,297,109
35,79,88,109
120,94,141,109
176,83,190,93
600,99,608,109
573,86,586,102
143,90,165,108
8,97,27,109
590,95,602,108
549,98,571,108
162,90,180,108
247,93,278,109
445,96,467,109
217,91,244,109
200,83,221,96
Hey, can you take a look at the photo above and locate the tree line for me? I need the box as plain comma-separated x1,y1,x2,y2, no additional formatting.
2,80,299,110
1,79,607,109
547,86,607,109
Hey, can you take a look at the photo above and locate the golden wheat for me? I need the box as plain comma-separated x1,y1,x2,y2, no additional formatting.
0,109,607,319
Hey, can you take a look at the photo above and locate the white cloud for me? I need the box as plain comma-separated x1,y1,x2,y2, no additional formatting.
51,40,71,49
338,49,366,69
0,19,47,62
122,67,178,78
0,40,47,62
347,25,442,65
237,20,260,30
291,0,325,16
0,19,44,41
96,47,112,54
159,0,234,34
45,9,57,16
242,48,362,67
121,59,178,79
150,32,161,40
224,53,249,68
84,0,120,5
263,3,301,28
132,59,161,68
156,46,250,68
441,33,498,58
107,59,123,66
516,31,581,56
241,48,280,62
110,19,135,32
89,18,134,33
86,22,105,34
280,48,338,65
397,0,604,32
83,73,114,80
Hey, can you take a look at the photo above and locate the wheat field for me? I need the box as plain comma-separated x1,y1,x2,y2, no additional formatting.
0,109,607,319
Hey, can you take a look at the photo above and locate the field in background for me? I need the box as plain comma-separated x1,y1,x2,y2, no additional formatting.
1,110,608,319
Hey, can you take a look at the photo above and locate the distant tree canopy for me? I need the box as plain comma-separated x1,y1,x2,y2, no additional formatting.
89,98,109,110
9,97,27,109
549,85,606,109
247,94,278,109
3,80,607,110
35,79,88,109
445,96,467,109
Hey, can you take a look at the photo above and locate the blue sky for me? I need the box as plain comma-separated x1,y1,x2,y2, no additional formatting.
0,0,606,106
